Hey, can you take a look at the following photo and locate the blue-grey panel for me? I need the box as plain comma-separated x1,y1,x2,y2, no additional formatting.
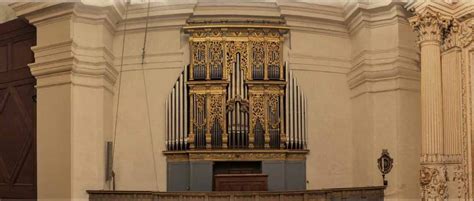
285,160,306,190
262,161,285,191
190,161,213,191
167,161,189,191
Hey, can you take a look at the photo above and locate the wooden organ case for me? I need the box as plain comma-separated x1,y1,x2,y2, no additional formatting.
187,25,286,150
165,17,308,192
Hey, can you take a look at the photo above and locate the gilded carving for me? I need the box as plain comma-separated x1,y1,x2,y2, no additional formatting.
251,41,265,78
268,94,280,129
194,94,207,129
208,41,224,77
164,150,308,161
189,152,286,161
209,94,225,129
420,165,448,200
250,94,265,130
226,41,249,78
226,95,249,113
268,41,281,67
185,24,294,150
191,41,207,80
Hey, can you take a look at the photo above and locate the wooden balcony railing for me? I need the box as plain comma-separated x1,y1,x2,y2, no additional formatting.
88,186,384,201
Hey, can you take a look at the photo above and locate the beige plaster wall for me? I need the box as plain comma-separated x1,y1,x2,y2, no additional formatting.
8,0,422,200
348,4,421,200
287,30,354,188
112,25,186,191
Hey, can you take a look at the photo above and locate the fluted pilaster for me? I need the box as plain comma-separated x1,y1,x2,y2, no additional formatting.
410,8,451,164
409,8,452,200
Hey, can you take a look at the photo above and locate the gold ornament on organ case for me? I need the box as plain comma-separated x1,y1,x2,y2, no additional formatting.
185,25,287,149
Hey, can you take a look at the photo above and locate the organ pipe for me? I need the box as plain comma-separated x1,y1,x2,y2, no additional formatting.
166,67,188,151
166,66,307,151
284,68,306,150
167,27,307,151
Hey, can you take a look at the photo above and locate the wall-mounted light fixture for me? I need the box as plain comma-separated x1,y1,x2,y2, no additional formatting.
377,149,393,186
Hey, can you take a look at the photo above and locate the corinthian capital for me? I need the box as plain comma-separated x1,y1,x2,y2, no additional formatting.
409,8,452,43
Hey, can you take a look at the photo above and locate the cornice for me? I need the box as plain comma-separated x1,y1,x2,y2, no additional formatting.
30,40,117,91
193,2,280,17
115,3,194,31
288,52,351,74
406,0,474,22
9,2,64,18
16,3,75,26
348,47,420,93
346,2,412,35
276,1,349,37
344,0,405,20
72,2,122,35
278,1,345,23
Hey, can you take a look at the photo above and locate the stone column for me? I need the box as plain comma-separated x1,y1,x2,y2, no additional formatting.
409,9,451,200
22,2,119,200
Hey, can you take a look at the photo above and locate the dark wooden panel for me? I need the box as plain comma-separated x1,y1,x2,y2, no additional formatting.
0,46,7,73
12,39,34,70
0,18,36,199
214,174,267,191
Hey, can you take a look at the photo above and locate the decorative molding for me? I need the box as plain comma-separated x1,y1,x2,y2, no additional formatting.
164,150,308,162
114,51,184,72
409,8,452,43
453,164,468,199
458,40,471,200
346,3,411,36
420,165,449,200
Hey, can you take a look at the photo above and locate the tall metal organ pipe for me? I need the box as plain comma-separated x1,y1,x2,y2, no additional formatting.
285,64,307,150
166,63,307,150
166,66,188,151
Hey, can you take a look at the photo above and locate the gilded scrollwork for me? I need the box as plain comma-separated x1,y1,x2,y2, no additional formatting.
188,27,284,82
226,95,250,113
208,41,224,78
250,94,265,129
194,94,207,129
226,41,249,78
191,41,207,80
186,24,290,150
251,41,265,79
268,94,280,129
209,94,225,129
268,41,281,66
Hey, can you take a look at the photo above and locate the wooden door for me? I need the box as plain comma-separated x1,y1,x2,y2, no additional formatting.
0,18,37,199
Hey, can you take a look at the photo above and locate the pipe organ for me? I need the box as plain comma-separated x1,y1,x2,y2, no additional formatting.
166,21,307,151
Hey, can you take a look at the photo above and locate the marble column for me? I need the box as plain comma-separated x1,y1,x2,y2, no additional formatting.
409,9,452,200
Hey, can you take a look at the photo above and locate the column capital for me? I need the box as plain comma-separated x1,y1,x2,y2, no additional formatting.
409,8,452,44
